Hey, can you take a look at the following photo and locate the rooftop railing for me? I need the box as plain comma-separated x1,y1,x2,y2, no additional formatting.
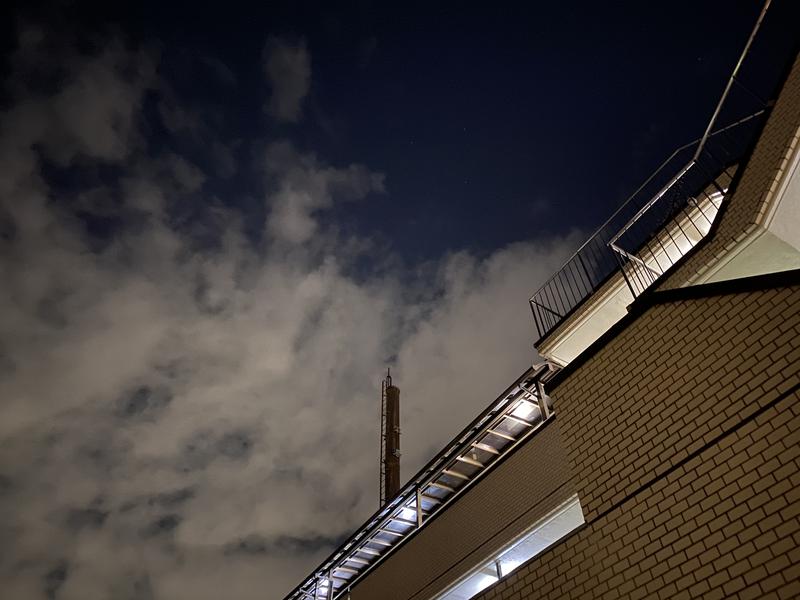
529,112,765,343
529,1,776,345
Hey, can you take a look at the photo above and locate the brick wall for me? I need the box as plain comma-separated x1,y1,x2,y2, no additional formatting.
468,54,800,600
479,386,800,600
346,48,800,600
474,283,800,600
351,420,575,600
555,284,800,523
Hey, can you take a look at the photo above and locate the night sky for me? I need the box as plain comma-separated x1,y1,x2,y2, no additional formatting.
0,1,797,598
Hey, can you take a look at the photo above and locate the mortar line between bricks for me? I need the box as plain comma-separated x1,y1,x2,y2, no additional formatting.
471,381,800,600
587,380,800,528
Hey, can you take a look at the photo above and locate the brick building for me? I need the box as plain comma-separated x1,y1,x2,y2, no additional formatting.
284,25,800,600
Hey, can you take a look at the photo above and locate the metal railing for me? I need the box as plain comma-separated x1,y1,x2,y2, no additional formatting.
529,0,776,344
283,364,558,600
528,112,765,343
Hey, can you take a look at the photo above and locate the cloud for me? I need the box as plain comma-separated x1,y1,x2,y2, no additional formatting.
0,25,580,600
263,37,311,123
0,27,156,173
264,140,386,244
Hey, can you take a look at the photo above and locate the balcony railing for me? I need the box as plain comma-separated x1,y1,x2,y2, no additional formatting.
529,110,767,343
529,1,777,345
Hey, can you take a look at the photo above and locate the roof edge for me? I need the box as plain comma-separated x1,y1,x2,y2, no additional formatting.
546,267,800,392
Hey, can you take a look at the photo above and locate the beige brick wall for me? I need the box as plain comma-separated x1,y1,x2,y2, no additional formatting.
478,386,800,600
659,54,800,290
347,50,800,600
474,283,800,600
351,420,576,600
555,284,800,524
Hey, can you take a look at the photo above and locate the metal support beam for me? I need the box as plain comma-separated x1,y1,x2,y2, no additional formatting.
472,441,500,455
455,455,484,468
536,379,550,420
443,468,469,481
693,0,772,160
367,538,392,547
377,528,403,537
495,559,503,579
428,481,455,493
486,428,516,442
502,414,533,427
415,487,423,527
389,515,417,527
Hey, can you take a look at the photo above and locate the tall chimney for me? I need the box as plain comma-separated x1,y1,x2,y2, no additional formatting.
379,370,401,507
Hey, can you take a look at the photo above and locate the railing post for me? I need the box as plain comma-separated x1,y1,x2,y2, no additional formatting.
326,573,334,600
610,244,636,298
528,104,764,343
693,0,771,161
495,559,504,579
536,379,550,420
576,251,594,290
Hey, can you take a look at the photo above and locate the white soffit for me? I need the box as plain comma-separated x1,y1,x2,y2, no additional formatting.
702,123,800,285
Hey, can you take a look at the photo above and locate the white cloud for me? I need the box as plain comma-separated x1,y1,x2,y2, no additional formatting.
264,140,385,244
0,28,580,600
263,38,311,123
4,32,155,170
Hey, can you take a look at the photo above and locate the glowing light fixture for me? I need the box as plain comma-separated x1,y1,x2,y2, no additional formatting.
511,400,535,420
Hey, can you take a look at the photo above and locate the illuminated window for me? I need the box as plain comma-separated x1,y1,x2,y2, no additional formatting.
435,496,584,600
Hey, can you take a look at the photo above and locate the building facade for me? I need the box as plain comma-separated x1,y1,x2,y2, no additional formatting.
284,36,800,600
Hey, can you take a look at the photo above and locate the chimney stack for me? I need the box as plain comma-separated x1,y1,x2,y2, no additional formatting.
379,369,401,507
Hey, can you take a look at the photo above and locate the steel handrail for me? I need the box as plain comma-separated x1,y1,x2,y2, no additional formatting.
528,108,764,305
693,0,772,161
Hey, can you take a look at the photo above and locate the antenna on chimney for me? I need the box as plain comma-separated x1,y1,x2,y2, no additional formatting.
379,368,401,508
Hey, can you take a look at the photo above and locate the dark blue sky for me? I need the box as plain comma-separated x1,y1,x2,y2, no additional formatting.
5,1,797,263
1,3,799,599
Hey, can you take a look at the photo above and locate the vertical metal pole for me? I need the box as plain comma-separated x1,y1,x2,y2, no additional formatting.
640,236,667,276
415,486,423,528
577,252,594,290
562,262,581,306
672,207,695,246
612,245,636,298
585,238,610,284
693,192,716,224
536,379,550,420
693,0,771,160
326,574,334,600
650,227,674,270
495,559,504,579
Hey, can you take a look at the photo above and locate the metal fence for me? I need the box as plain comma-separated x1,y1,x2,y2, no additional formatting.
529,1,777,344
528,109,766,343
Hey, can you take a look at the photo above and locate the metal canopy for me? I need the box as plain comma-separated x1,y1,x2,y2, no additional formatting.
283,363,558,600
